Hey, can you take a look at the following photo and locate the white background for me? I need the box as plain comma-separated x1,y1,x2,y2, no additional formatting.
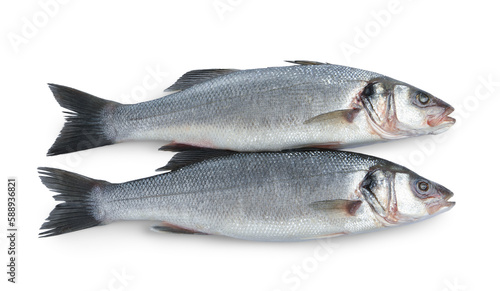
1,1,499,290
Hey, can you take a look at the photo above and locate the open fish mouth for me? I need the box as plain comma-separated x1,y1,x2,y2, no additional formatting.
427,106,456,127
427,192,455,215
427,106,456,134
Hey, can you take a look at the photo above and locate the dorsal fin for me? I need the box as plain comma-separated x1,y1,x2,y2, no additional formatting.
285,60,330,66
164,69,239,92
156,149,235,171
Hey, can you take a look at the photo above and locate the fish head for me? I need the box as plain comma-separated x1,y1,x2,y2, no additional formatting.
392,170,455,221
360,167,454,225
360,78,455,139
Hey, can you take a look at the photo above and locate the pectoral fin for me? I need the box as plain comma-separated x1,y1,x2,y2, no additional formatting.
151,222,208,235
308,199,362,216
304,108,361,125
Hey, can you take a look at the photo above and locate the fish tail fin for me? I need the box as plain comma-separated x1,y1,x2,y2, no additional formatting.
46,84,122,156
38,167,110,237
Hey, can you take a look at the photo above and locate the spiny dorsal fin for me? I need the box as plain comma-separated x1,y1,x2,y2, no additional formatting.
285,60,331,66
164,69,239,92
156,149,235,171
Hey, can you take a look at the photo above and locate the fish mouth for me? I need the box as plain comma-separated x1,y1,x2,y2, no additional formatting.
427,191,455,215
427,106,455,126
427,106,456,133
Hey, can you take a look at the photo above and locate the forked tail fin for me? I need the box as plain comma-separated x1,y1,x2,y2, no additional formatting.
38,167,109,237
46,84,121,156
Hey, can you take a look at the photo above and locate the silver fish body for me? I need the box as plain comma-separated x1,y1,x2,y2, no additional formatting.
46,62,455,155
39,150,454,241
113,65,379,150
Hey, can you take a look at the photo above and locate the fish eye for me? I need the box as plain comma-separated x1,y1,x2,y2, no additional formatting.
418,181,429,192
416,92,430,106
413,179,432,198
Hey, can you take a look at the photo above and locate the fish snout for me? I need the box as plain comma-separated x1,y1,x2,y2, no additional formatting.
427,103,456,131
440,105,456,124
427,184,455,215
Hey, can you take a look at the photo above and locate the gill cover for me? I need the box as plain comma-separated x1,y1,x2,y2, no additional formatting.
360,81,402,139
360,168,399,224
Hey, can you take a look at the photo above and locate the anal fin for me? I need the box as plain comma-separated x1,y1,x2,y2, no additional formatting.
159,142,207,152
301,142,342,150
151,222,208,235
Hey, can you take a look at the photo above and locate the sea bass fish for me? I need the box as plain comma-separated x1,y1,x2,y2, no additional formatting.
39,150,454,241
46,61,455,155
